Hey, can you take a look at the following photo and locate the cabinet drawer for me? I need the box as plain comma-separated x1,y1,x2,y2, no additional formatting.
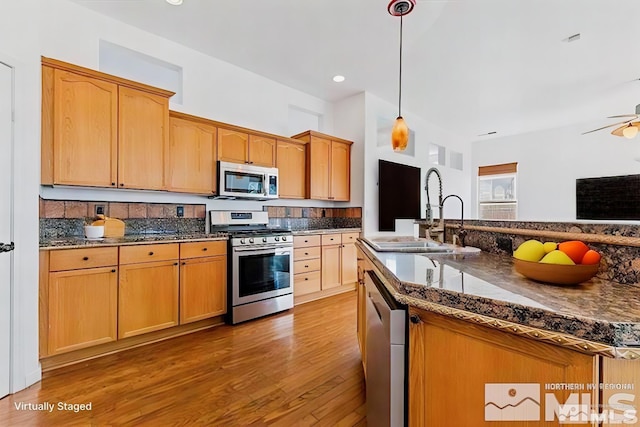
180,241,227,259
341,232,360,244
294,234,321,248
321,234,342,246
294,246,321,260
294,271,321,296
120,243,179,265
50,247,118,271
294,258,321,274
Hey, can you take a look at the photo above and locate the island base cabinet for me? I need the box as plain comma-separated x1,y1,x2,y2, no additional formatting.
180,256,227,324
408,308,597,427
118,260,179,339
48,267,118,355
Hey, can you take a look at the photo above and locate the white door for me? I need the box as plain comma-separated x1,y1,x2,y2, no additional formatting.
0,62,13,398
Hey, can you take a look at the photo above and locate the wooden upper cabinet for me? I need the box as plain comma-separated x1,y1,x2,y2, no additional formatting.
118,87,169,190
167,114,217,194
276,140,307,199
291,130,353,201
41,57,174,190
217,128,249,164
309,136,332,199
330,141,351,201
248,135,276,167
50,68,118,187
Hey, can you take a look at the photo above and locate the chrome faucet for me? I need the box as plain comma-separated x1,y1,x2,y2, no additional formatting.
424,168,444,240
442,194,465,247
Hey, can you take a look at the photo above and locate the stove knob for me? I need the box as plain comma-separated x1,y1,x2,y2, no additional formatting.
240,239,246,244
275,236,280,241
262,237,267,243
282,236,287,241
249,238,254,244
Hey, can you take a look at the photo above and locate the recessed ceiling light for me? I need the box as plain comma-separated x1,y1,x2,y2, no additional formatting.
332,75,345,83
166,0,183,5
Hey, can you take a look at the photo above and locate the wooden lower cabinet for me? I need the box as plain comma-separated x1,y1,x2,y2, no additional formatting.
408,307,597,427
118,260,180,339
321,244,342,290
321,232,359,290
180,256,227,324
48,266,118,355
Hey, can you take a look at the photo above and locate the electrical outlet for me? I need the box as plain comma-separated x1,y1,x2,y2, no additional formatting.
95,205,105,216
176,206,184,217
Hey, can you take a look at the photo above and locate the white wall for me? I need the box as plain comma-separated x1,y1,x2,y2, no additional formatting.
0,0,42,392
471,121,640,221
39,0,361,209
363,93,472,236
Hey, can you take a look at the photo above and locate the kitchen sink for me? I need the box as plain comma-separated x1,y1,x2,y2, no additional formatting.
362,236,454,253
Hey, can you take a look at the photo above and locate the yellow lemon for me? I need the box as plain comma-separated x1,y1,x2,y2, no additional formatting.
513,240,545,262
539,250,575,265
543,242,557,253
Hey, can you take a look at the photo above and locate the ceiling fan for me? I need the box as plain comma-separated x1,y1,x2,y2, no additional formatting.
582,104,640,139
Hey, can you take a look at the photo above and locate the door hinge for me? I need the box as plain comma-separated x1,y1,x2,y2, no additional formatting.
0,242,15,253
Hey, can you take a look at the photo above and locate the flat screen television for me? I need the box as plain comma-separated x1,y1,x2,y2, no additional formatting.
378,159,421,231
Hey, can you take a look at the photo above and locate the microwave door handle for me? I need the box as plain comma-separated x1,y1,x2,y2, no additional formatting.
264,174,268,197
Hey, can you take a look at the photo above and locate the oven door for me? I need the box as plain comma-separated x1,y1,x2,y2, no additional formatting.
232,245,293,305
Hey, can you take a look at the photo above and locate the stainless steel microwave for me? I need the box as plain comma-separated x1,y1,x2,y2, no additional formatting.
217,161,279,200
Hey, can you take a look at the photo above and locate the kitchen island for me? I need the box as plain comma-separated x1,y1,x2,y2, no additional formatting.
356,240,640,426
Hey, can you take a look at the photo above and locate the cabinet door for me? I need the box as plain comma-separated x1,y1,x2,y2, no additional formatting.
330,141,351,201
308,136,331,200
341,242,358,285
409,308,597,427
167,116,217,194
248,135,276,167
321,244,342,289
277,140,306,199
118,260,179,338
52,69,118,187
118,87,169,190
180,256,227,324
48,267,118,355
218,128,249,164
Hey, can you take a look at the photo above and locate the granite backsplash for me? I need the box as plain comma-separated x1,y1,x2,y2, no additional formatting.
445,219,640,285
39,198,362,239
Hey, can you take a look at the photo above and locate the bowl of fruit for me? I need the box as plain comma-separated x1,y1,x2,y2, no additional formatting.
513,240,601,285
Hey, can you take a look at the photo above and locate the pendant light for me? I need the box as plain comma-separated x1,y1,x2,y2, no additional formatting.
388,0,415,152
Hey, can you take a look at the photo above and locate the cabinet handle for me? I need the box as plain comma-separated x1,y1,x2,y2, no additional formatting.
149,251,154,256
202,247,208,251
328,197,335,200
174,262,178,266
82,256,89,261
111,182,116,186
182,262,186,265
304,252,309,255
111,269,116,273
304,240,308,243
410,314,421,324
120,183,124,187
304,265,309,268
305,277,309,281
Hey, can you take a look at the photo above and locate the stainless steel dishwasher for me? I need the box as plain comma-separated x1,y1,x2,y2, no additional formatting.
365,270,407,427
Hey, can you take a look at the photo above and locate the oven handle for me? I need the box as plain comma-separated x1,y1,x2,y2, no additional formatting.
233,246,293,253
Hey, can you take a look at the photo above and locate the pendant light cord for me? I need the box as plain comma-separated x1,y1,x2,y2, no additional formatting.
398,13,403,117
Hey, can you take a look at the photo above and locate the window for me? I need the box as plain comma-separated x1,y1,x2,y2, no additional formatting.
478,162,517,220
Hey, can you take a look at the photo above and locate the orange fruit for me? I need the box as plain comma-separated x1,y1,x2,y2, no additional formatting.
581,249,601,265
558,241,590,264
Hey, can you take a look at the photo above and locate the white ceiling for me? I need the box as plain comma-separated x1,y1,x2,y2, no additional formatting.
71,0,640,140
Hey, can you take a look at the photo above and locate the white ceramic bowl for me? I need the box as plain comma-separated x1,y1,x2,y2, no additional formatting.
84,225,104,239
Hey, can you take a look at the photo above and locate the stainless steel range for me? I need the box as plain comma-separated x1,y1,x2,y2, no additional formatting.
209,210,293,324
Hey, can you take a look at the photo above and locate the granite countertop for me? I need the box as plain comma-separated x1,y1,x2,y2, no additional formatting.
39,232,229,250
357,240,640,351
292,228,361,235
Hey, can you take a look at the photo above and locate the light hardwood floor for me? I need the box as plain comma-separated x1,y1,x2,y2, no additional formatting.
0,291,366,426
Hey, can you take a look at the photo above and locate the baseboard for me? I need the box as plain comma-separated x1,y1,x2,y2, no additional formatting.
294,283,356,305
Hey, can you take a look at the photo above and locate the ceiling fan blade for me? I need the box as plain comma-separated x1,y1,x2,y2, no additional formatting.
582,119,635,135
607,114,639,119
